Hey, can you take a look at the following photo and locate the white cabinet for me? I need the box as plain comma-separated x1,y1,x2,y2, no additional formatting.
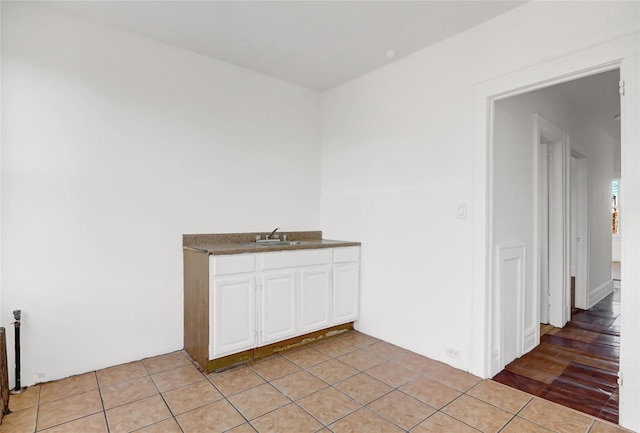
210,276,256,358
333,264,359,324
260,271,297,345
299,267,332,334
332,247,360,325
210,254,256,358
208,247,359,360
260,249,332,342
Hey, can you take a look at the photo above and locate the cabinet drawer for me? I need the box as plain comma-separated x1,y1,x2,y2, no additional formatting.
333,246,360,263
261,249,332,270
211,254,255,276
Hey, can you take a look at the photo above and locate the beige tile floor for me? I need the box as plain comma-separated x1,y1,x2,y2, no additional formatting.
0,331,634,433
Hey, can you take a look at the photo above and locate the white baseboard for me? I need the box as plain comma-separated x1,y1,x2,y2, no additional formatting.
523,326,537,354
589,279,614,308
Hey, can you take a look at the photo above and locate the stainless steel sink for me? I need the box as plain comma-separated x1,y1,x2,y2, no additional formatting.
237,240,311,247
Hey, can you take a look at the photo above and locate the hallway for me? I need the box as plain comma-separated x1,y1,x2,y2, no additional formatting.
493,283,621,424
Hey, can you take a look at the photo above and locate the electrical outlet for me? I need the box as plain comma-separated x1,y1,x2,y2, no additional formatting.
445,347,461,360
34,373,46,383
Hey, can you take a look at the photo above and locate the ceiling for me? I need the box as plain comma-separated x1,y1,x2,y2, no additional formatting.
544,69,621,151
43,0,526,91
506,69,621,170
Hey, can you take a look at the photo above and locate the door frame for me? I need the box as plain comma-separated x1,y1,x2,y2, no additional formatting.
538,139,551,325
470,34,636,370
571,151,589,310
473,62,619,377
534,114,570,329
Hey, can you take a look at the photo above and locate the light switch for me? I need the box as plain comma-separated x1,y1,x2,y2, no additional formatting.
457,203,467,219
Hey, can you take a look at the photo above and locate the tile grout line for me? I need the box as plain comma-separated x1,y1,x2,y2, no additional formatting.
144,352,191,433
254,353,346,429
34,383,42,433
509,397,566,433
269,353,360,430
34,377,105,432
93,370,112,433
294,343,388,430
312,341,448,432
202,360,266,431
245,341,473,433
248,347,370,430
262,363,337,429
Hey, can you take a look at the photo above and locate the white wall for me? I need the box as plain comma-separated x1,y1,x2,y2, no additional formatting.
492,98,538,349
613,235,622,262
321,0,638,374
579,123,616,303
1,2,321,385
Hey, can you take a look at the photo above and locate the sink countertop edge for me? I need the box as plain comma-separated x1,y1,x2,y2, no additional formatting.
183,239,361,255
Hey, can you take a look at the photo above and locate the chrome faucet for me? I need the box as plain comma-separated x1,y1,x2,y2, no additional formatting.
265,227,280,240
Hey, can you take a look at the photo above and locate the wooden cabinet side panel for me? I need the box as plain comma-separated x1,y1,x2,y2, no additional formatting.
183,249,209,370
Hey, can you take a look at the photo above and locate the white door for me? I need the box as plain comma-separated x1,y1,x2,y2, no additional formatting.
333,264,359,324
210,275,256,358
299,267,332,334
260,271,297,345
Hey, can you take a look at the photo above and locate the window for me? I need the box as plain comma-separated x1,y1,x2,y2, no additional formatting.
612,180,620,235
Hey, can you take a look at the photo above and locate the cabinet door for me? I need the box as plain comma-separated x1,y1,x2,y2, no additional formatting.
333,264,359,324
260,271,297,345
299,267,332,334
210,275,256,358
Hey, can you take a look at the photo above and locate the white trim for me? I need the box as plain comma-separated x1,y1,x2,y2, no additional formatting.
534,115,569,329
571,152,589,310
561,135,572,327
523,326,537,354
537,135,550,326
0,4,3,328
618,53,640,430
589,279,614,308
496,245,526,368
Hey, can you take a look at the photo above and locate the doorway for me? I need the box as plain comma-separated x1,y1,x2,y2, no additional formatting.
488,68,622,420
470,34,639,429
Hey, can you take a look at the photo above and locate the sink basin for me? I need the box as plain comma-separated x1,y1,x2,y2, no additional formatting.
238,240,312,247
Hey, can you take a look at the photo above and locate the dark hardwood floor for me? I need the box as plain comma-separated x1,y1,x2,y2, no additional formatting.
493,280,621,424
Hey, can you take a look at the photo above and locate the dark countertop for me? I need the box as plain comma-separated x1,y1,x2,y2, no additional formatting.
183,231,360,255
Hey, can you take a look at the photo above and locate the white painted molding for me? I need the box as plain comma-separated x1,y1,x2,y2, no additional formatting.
533,114,570,329
491,350,500,376
589,279,614,309
495,245,526,373
524,326,537,354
